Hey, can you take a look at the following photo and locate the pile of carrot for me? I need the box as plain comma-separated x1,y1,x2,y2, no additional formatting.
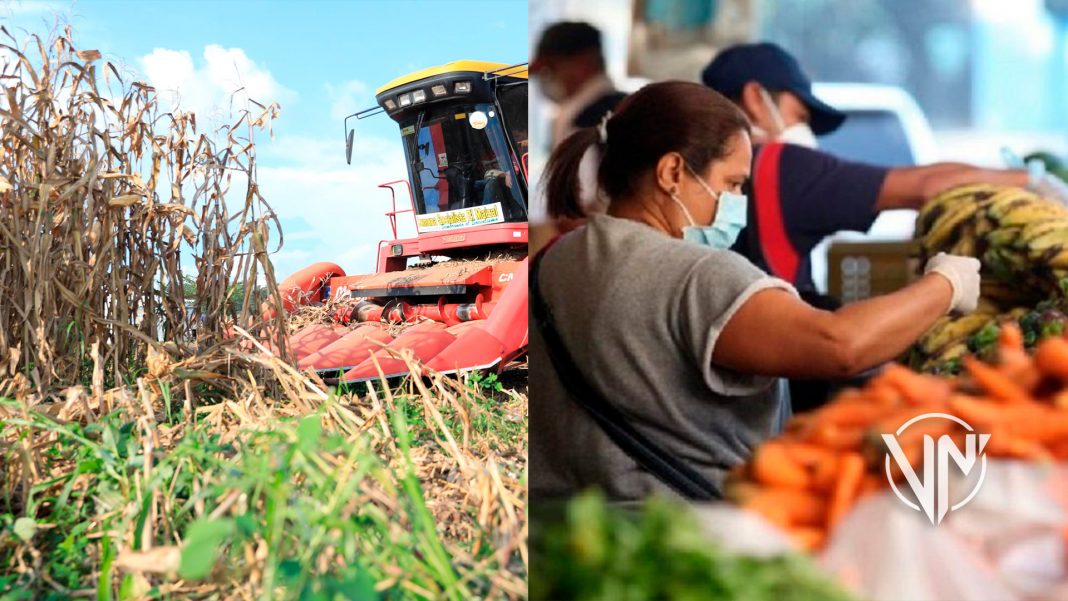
731,324,1068,551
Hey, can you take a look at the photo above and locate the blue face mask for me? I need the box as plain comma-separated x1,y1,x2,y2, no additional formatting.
672,164,749,249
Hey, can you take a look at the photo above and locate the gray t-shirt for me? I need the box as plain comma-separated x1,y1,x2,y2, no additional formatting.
530,214,798,502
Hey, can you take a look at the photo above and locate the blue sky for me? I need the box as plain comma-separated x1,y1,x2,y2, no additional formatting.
1,0,528,277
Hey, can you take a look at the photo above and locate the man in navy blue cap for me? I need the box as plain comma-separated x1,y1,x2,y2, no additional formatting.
702,42,1068,410
703,42,844,148
701,42,1068,295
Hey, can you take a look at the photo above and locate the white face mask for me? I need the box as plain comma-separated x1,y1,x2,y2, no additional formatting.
757,87,819,149
538,74,567,104
779,122,819,149
670,164,749,250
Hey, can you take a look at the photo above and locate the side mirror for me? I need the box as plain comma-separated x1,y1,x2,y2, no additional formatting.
345,129,355,165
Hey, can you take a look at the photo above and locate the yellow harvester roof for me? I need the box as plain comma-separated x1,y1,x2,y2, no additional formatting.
376,60,527,95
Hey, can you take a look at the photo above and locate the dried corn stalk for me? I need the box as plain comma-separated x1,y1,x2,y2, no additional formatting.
0,26,285,391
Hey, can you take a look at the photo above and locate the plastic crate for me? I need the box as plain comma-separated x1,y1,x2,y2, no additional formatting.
827,240,921,303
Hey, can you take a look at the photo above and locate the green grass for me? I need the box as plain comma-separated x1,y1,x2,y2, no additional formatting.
0,370,527,600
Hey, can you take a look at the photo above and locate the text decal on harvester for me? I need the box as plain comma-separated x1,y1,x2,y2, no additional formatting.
416,202,505,233
883,413,991,525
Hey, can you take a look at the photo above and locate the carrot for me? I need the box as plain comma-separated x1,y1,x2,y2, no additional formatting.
865,376,903,402
868,384,904,408
948,395,1068,444
815,401,891,428
1035,337,1068,381
781,441,837,467
999,322,1024,354
881,364,953,405
751,442,811,490
1003,406,1068,443
785,526,826,552
1005,363,1042,394
963,356,1035,404
827,452,865,531
948,394,1004,429
811,453,841,492
808,423,866,451
841,383,901,409
996,326,1038,391
778,441,840,492
984,430,1051,461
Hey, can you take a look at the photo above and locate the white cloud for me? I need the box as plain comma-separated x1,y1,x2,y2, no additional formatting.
140,44,295,124
326,79,371,122
254,132,415,280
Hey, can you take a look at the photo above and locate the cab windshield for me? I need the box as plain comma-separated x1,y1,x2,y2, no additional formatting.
400,103,526,222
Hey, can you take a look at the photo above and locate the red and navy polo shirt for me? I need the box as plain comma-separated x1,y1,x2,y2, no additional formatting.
731,142,890,293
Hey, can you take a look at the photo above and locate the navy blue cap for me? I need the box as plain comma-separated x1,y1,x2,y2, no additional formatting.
701,42,845,135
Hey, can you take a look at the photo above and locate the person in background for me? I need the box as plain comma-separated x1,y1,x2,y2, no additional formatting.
701,41,1068,295
531,21,628,148
530,81,981,502
701,42,1068,411
530,21,630,249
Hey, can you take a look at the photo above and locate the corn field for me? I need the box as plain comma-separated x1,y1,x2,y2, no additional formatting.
0,27,527,600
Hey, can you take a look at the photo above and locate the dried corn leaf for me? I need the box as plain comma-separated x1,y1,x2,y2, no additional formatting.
108,194,141,207
75,49,101,62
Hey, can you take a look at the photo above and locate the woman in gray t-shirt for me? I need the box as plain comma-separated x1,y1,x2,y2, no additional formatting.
530,81,981,501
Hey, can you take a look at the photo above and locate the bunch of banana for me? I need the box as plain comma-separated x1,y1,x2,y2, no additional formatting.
916,184,1068,304
908,184,1068,373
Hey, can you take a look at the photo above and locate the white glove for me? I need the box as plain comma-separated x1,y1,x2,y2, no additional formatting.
1000,146,1026,169
924,252,981,315
1001,147,1068,205
1027,160,1068,205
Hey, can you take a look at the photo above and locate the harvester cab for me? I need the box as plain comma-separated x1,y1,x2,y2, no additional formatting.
276,61,529,383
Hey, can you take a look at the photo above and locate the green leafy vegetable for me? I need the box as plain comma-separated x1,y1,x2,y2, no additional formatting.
531,492,856,601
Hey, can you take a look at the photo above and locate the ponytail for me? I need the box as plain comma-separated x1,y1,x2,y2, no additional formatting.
543,127,600,219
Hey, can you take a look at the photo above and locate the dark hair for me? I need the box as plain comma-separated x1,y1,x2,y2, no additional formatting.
535,21,605,69
544,81,750,219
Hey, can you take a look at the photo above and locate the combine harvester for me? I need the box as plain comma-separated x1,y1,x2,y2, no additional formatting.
276,61,529,383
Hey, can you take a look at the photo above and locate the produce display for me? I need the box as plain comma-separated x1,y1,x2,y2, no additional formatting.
732,324,1068,551
530,492,857,601
909,184,1068,373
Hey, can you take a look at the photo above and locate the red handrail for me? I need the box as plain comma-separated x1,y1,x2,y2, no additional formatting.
521,152,529,180
377,180,415,239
